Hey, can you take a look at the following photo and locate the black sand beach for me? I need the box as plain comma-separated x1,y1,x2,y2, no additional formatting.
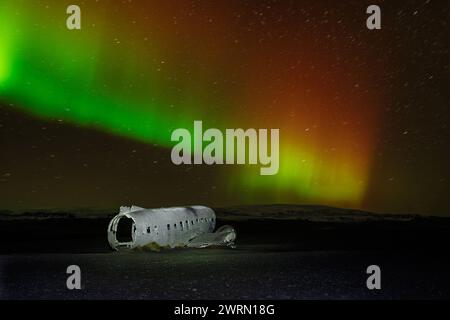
1,206,450,299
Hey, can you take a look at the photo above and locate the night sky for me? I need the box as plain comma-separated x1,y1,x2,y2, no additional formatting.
0,0,448,215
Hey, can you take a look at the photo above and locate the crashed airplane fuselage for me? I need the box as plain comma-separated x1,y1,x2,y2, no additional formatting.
107,205,236,250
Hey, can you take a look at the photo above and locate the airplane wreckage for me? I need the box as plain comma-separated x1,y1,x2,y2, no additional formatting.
107,205,236,250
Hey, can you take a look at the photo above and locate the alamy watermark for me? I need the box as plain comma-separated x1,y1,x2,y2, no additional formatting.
171,121,279,176
66,5,81,30
366,265,381,290
66,265,81,290
366,5,381,30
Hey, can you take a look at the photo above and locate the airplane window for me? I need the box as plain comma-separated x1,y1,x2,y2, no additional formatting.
180,221,183,231
196,219,199,223
191,220,194,225
174,223,177,229
167,224,170,231
185,220,189,229
147,227,151,234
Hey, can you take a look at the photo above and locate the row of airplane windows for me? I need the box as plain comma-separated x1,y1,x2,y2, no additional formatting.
146,217,215,234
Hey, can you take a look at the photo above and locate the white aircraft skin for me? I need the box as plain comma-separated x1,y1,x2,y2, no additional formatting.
107,205,236,250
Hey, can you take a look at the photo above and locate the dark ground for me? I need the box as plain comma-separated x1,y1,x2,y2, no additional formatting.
1,212,450,299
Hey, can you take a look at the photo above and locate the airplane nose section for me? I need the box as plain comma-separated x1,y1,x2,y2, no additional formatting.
224,232,236,243
216,225,237,245
186,224,237,248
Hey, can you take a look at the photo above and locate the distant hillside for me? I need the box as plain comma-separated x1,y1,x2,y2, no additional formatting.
215,204,420,222
0,204,439,223
0,208,116,220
